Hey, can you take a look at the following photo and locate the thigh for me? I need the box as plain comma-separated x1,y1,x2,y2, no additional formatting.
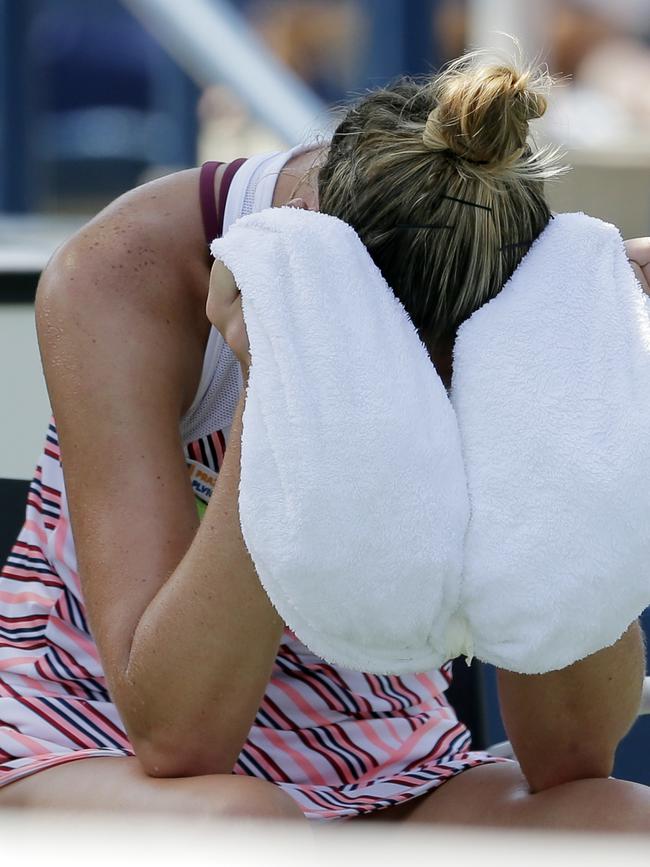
352,761,650,833
0,756,306,821
354,762,528,825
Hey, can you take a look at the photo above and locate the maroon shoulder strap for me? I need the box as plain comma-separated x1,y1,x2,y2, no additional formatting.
199,157,247,253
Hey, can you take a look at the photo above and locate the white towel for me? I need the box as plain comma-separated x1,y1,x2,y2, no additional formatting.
211,208,650,675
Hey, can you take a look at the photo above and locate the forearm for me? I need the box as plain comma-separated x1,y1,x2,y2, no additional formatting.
122,374,285,776
497,620,645,792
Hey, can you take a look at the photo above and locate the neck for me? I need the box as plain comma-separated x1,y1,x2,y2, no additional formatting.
423,333,454,391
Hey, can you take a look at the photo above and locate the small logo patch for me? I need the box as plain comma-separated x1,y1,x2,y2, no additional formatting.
187,459,219,519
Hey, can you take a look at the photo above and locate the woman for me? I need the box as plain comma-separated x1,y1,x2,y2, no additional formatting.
1,51,650,828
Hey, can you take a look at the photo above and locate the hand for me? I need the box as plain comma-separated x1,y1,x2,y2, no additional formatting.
206,259,250,371
624,237,650,297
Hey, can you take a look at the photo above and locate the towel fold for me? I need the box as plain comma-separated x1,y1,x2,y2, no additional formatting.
211,208,650,675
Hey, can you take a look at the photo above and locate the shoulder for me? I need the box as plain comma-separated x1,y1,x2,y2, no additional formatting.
36,167,213,418
39,167,212,327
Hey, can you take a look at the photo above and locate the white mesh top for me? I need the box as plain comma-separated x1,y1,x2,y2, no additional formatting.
179,142,315,445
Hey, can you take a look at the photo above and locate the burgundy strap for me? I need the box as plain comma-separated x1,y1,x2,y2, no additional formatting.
216,157,247,238
199,160,223,246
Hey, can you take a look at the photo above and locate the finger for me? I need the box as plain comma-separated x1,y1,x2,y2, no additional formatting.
631,261,650,298
207,260,239,328
625,238,650,270
209,260,239,303
223,294,250,365
286,197,309,210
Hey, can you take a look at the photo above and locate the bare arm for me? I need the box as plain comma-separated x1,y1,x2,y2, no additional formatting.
37,169,283,778
497,617,645,794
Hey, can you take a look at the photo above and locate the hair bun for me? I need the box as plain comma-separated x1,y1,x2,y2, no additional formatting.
422,54,550,166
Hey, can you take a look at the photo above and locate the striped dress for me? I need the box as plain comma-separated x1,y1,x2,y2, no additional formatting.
0,144,509,821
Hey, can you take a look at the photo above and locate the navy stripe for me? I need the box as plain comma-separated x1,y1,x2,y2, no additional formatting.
7,555,54,573
316,725,368,777
235,747,276,782
62,586,85,633
254,707,282,729
387,675,423,707
70,592,90,634
275,653,360,715
205,434,221,471
43,698,125,750
376,675,410,710
37,496,60,513
58,700,134,751
25,503,59,520
302,725,358,781
197,437,210,469
261,696,350,784
41,651,102,702
38,698,107,748
0,625,46,638
48,645,110,702
0,571,63,588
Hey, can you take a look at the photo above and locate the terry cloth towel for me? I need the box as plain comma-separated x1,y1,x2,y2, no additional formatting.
210,208,650,676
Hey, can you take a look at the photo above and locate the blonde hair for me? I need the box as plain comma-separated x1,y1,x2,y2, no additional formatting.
317,49,567,349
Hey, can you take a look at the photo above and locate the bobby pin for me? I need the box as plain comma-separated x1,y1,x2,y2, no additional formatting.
500,240,533,252
441,195,493,213
394,224,455,231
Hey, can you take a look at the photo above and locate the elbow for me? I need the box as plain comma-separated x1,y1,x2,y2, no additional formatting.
524,743,615,794
133,732,239,779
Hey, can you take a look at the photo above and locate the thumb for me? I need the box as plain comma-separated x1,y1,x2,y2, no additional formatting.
285,197,309,210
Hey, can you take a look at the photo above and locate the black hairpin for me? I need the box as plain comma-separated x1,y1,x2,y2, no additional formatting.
441,195,493,213
500,240,533,252
394,224,455,231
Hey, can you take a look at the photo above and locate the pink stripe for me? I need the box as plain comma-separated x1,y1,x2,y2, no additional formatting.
21,521,49,548
77,702,132,750
271,679,334,729
0,590,54,606
53,513,82,597
415,670,444,696
364,673,406,714
1,684,93,750
262,692,352,783
402,721,468,773
211,431,225,465
291,784,379,813
240,741,302,783
387,674,422,706
270,682,358,784
49,616,98,661
0,656,41,670
386,715,447,767
0,614,47,627
40,483,61,501
0,669,69,697
0,565,60,584
33,658,94,700
1,727,53,755
291,781,381,809
253,725,328,787
54,593,73,624
352,718,398,758
307,660,380,720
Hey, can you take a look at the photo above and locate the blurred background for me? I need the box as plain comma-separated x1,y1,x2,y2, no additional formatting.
3,0,650,470
1,0,650,787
